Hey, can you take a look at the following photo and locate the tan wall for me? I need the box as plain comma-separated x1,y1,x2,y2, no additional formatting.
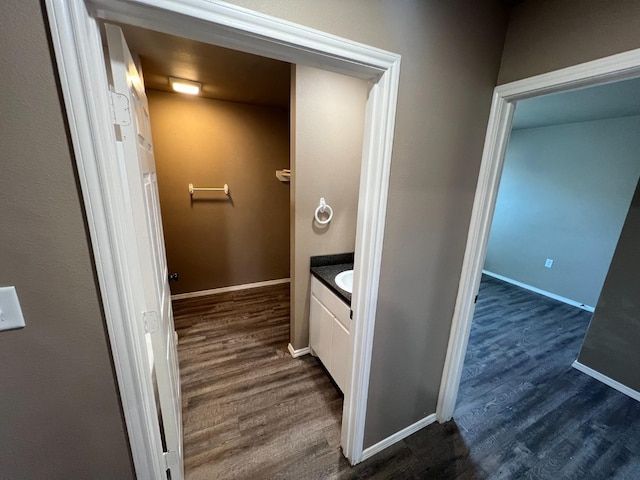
226,0,509,446
147,90,290,294
499,0,640,84
291,65,367,348
0,0,134,477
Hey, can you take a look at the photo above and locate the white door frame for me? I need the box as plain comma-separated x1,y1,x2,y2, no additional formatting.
44,0,401,476
436,48,640,422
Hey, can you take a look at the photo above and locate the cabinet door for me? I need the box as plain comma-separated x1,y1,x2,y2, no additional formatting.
331,318,350,393
310,294,333,367
311,277,350,331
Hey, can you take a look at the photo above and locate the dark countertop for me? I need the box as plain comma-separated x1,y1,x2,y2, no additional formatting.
310,253,354,305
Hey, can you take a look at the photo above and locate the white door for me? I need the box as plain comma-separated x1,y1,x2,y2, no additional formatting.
104,24,184,480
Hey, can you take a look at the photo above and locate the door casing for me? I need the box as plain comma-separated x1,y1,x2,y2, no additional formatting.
44,0,401,477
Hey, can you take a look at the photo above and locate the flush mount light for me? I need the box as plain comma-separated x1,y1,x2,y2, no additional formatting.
169,77,201,95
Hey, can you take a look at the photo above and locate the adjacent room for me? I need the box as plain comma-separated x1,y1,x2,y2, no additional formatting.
453,77,640,477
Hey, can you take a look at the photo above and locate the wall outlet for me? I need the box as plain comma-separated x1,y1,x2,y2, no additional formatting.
545,258,554,268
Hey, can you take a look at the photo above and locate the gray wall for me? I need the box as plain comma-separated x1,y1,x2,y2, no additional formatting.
578,179,640,391
291,65,367,349
485,116,640,307
499,0,640,84
226,0,510,447
0,0,135,478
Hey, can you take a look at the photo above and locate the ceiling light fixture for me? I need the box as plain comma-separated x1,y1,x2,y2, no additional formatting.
170,77,201,95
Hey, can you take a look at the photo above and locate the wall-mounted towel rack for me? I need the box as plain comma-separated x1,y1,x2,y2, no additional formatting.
276,169,291,183
189,183,230,196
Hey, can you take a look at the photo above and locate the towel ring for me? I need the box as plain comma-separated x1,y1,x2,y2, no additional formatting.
315,198,333,225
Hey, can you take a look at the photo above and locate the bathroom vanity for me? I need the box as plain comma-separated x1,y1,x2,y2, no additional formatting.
309,253,353,394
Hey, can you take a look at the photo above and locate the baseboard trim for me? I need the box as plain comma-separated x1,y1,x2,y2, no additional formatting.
572,361,640,402
361,413,437,461
171,278,290,301
482,270,595,312
287,343,311,358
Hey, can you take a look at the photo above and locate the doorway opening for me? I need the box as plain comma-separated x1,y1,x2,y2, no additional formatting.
437,49,640,422
108,21,369,478
45,0,401,477
442,75,640,475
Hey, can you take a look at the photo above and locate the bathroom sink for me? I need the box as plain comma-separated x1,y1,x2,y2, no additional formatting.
335,270,354,293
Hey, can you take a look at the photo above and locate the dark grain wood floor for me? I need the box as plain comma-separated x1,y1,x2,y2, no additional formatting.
172,277,640,479
453,275,640,479
173,284,350,480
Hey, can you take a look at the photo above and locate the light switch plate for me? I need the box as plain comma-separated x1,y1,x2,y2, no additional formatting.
0,286,26,331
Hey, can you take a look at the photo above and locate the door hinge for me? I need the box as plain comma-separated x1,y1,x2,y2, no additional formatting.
143,311,159,333
163,450,179,469
474,294,478,304
109,91,131,126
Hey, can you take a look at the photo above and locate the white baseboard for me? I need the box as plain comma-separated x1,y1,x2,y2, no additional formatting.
572,361,640,402
361,413,437,461
287,343,311,358
171,278,290,300
482,270,595,312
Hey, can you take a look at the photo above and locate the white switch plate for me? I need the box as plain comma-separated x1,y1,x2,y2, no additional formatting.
545,258,554,268
0,286,26,331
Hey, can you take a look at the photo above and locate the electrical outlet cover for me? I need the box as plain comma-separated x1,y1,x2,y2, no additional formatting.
545,259,554,268
0,286,26,331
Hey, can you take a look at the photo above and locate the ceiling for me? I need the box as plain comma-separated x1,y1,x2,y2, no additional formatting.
512,76,640,129
113,23,291,109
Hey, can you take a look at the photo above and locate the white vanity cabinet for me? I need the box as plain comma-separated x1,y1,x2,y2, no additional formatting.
309,276,351,393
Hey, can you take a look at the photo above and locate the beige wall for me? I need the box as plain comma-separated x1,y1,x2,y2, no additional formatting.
499,0,640,84
226,0,509,446
147,90,290,294
0,0,134,477
291,65,367,348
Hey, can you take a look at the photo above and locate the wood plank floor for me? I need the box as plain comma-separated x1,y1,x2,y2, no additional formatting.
172,277,640,479
173,284,348,480
453,275,640,479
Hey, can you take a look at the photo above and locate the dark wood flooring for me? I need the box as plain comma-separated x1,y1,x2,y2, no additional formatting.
173,284,347,480
453,275,640,479
172,277,640,479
